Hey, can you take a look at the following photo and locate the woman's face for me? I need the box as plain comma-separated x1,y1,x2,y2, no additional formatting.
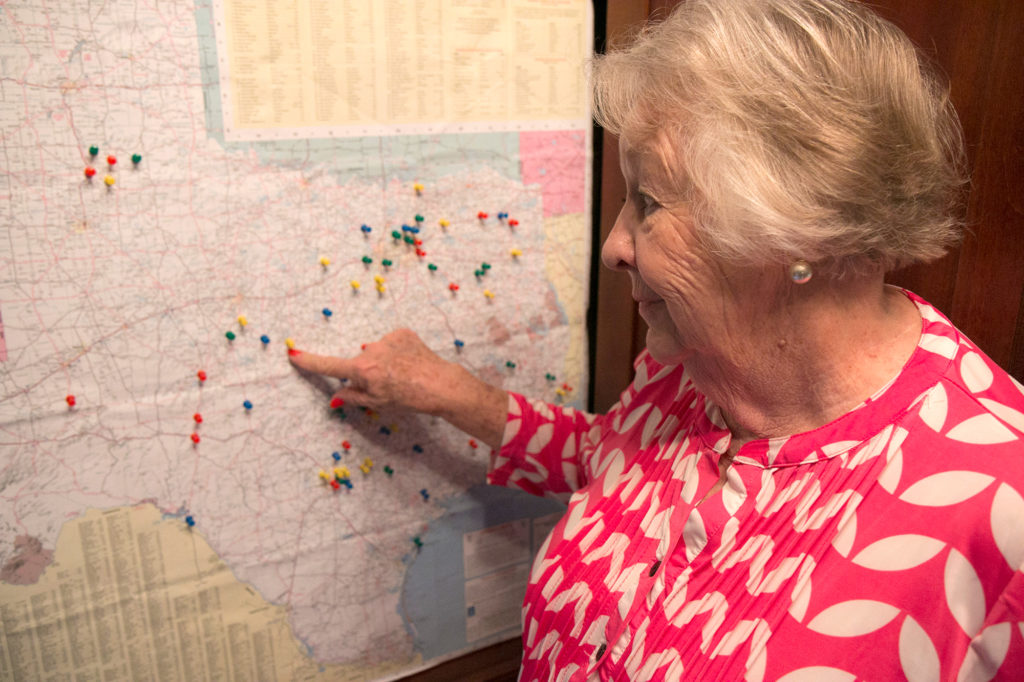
601,137,771,366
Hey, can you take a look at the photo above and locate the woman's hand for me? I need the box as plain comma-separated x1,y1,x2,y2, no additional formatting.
288,328,509,449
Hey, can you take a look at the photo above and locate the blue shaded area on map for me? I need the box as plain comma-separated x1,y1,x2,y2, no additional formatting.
193,1,520,183
401,485,565,661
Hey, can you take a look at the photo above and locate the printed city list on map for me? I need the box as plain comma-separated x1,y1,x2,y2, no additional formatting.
0,0,591,678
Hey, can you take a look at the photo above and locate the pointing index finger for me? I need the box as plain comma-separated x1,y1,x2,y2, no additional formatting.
288,349,357,380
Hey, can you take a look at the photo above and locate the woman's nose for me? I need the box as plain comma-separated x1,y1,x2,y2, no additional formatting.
601,209,635,271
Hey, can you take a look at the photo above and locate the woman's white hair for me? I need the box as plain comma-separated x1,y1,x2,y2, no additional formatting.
591,0,968,272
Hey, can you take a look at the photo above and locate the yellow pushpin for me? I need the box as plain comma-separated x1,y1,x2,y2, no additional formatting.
510,248,523,257
350,280,361,290
376,284,386,293
319,256,331,267
285,337,295,350
104,175,115,187
334,466,350,479
439,219,450,228
413,182,424,193
318,470,330,481
373,275,385,284
483,290,495,299
237,315,248,327
360,463,371,474
363,457,374,467
555,388,566,397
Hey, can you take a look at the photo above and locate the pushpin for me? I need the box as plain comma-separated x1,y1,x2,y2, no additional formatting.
427,263,438,271
341,478,353,489
439,219,450,228
351,280,361,290
191,433,201,444
545,373,557,381
104,175,115,187
562,383,573,392
225,331,236,341
330,480,341,490
260,334,270,344
194,413,203,423
84,167,96,178
477,211,488,220
185,515,195,527
481,263,491,271
243,399,253,410
403,235,415,245
342,440,351,450
392,230,402,240
88,146,99,156
420,489,430,501
106,155,117,167
506,361,517,369
510,248,523,257
412,444,424,453
483,290,495,299
374,275,385,284
449,283,459,292
362,256,373,265
320,256,331,266
474,270,484,278
382,259,392,268
413,182,424,194
197,370,207,382
389,423,399,433
66,395,76,407
237,315,248,327
285,337,296,350
508,219,519,227
415,249,426,257
384,465,394,476
363,456,373,468
131,153,142,164
454,339,465,349
333,466,346,479
319,470,331,482
360,224,372,234
322,307,333,318
555,388,566,397
330,397,344,408
380,426,391,435
413,536,423,548
469,439,478,449
332,451,342,461
414,214,424,223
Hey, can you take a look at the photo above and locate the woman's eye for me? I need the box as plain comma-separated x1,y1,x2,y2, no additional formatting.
638,192,658,214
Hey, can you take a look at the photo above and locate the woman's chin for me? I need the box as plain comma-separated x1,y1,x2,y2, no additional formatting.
644,327,686,366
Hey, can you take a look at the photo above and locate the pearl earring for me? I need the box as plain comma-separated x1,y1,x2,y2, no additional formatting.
789,260,813,284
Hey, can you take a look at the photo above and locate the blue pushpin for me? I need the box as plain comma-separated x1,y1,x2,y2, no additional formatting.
343,479,353,489
380,426,391,435
401,224,413,232
332,451,341,461
260,334,270,344
185,515,195,527
360,224,372,234
454,339,465,349
419,489,430,501
412,444,424,453
243,399,253,410
322,307,333,318
497,211,508,220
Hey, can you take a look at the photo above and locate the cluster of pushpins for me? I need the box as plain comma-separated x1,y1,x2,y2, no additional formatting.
83,145,141,188
317,442,398,492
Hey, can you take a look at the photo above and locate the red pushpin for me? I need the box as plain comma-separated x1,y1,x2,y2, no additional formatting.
449,283,459,291
360,343,367,351
197,370,207,382
477,211,488,220
415,249,427,257
330,480,341,490
562,383,573,392
106,155,117,166
342,440,351,449
330,397,344,408
66,395,76,407
193,413,203,423
413,238,423,246
469,439,478,449
191,433,201,444
84,167,96,178
508,219,519,227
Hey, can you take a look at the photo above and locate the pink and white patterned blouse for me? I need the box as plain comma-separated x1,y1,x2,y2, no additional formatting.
489,291,1024,681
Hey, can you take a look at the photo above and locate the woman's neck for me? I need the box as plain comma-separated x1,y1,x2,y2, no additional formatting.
690,282,922,447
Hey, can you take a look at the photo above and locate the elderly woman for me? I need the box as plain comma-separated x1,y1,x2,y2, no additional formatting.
291,0,1024,678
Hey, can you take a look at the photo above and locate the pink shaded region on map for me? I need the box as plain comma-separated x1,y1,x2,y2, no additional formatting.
519,130,586,217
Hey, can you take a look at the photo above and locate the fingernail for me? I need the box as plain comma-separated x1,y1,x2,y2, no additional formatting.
330,397,344,408
288,349,302,357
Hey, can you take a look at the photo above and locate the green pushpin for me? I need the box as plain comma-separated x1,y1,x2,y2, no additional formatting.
403,235,415,245
383,465,394,476
545,373,556,381
474,269,483,277
382,259,393,267
225,331,236,341
481,262,491,270
427,263,438,271
88,146,99,156
414,214,424,222
361,256,372,264
506,361,517,369
131,153,142,164
391,230,401,240
412,536,423,548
